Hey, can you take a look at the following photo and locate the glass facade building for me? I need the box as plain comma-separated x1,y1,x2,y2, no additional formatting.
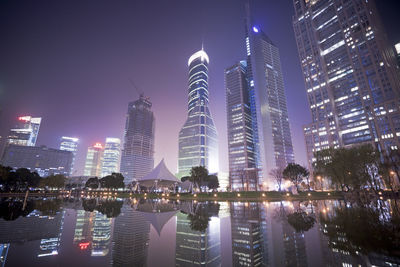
225,61,258,191
178,50,219,177
120,95,155,185
225,4,295,190
0,145,73,177
101,137,121,177
84,143,104,177
6,116,41,147
175,212,221,266
293,0,400,170
59,136,79,176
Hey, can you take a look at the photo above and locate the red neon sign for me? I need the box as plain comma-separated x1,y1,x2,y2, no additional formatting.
79,242,90,250
93,143,103,149
18,116,30,122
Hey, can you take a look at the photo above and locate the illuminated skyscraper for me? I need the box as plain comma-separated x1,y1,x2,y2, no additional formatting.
395,43,400,69
120,95,155,184
293,0,400,169
101,137,121,177
59,136,79,176
239,3,295,189
38,211,65,258
0,243,9,267
84,143,104,177
73,210,94,247
112,205,150,266
1,145,73,177
230,202,266,266
225,61,258,191
91,212,112,257
6,116,41,146
175,212,221,266
178,49,219,177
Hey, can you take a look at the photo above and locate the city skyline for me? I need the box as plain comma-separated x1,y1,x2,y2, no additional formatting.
0,0,399,175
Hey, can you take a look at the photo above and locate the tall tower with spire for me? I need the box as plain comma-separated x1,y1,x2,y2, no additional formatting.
241,1,295,189
178,49,219,177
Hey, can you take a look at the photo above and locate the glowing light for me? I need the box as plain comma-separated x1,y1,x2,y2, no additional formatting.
237,193,241,197
214,194,217,197
79,242,90,250
18,116,31,122
286,193,290,196
188,50,209,66
194,194,197,197
93,143,103,149
262,193,266,197
252,26,259,33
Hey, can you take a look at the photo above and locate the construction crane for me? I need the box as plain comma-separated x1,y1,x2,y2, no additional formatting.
129,78,144,98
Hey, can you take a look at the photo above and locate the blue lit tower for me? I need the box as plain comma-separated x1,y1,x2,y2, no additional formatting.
178,49,219,177
244,3,295,189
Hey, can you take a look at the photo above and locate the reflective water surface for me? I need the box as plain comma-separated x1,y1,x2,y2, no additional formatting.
0,197,399,266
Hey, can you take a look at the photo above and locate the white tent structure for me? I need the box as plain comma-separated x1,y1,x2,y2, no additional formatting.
137,159,181,191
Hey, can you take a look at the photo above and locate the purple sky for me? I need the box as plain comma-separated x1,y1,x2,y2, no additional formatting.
0,0,399,175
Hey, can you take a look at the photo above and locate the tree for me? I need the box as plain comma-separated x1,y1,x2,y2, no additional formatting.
380,151,400,193
190,166,209,192
287,211,316,233
314,144,380,192
181,176,190,182
207,175,219,191
39,174,66,189
99,173,125,189
96,200,123,218
283,163,309,192
270,167,284,191
85,177,99,189
35,199,62,216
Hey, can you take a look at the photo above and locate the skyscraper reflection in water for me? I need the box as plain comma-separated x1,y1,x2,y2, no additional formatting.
229,202,267,266
175,212,221,266
111,205,150,266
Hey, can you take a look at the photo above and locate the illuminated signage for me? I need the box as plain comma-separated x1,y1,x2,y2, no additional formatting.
79,242,90,250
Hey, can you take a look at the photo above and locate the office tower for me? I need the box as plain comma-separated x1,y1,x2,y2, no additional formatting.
0,244,9,267
59,136,79,176
178,49,219,177
120,95,155,184
91,212,112,256
6,116,41,146
101,138,121,177
396,43,400,68
230,202,266,266
0,210,64,243
225,61,258,191
112,204,150,266
175,212,221,266
244,5,295,190
1,145,73,177
293,0,400,170
38,211,65,257
84,143,104,177
73,210,94,246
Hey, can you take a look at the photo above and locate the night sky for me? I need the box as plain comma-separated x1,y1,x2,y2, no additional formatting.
0,0,399,175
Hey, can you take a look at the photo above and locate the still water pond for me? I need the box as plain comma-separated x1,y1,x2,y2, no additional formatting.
0,197,399,266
